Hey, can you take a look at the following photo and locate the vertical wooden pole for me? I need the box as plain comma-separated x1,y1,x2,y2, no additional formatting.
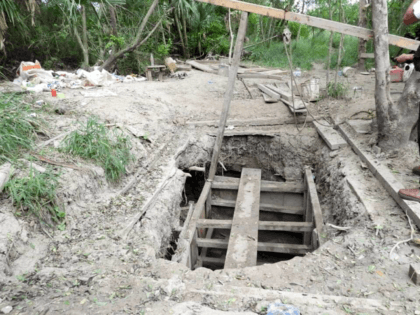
357,0,367,71
208,12,249,180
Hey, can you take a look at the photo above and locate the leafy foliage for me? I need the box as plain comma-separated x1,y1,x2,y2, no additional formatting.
60,117,133,181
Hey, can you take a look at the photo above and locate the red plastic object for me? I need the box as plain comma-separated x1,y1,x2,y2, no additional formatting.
390,66,404,82
51,89,57,97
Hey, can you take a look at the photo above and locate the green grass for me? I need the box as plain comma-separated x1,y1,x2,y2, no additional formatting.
0,93,39,163
6,167,63,227
60,117,133,181
327,82,348,99
247,31,360,71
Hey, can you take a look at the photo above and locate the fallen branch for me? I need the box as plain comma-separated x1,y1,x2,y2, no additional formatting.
189,166,205,172
30,153,87,171
239,77,253,99
327,223,351,231
119,167,178,239
36,129,74,149
390,210,415,259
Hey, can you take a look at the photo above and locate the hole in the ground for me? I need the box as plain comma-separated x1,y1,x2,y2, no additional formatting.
170,135,323,270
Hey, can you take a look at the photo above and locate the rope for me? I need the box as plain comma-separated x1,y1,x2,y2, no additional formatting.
283,35,334,130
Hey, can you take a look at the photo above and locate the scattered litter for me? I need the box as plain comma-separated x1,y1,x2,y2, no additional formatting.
267,302,300,315
226,125,235,130
57,93,65,99
28,113,37,118
208,80,214,84
360,71,370,75
338,70,343,76
390,66,404,82
1,305,13,314
35,100,45,106
343,66,356,77
170,72,188,80
165,57,177,73
51,89,57,97
13,60,146,93
301,77,320,101
293,68,301,77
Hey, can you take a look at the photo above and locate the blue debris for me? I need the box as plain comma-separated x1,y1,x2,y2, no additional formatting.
266,302,300,315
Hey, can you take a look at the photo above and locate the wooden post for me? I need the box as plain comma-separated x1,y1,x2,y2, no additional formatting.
357,0,367,71
146,68,153,81
208,11,249,180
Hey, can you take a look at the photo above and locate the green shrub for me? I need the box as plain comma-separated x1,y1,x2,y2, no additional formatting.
60,117,133,181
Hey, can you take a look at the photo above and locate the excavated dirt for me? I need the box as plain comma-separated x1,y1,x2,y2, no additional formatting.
1,65,419,314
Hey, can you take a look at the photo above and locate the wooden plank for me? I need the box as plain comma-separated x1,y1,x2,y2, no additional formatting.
197,238,312,255
280,97,307,111
258,84,281,100
266,84,292,101
186,60,217,74
303,176,312,246
207,130,277,137
187,116,313,127
304,166,324,247
208,12,249,181
194,0,420,51
239,73,285,80
197,219,313,232
201,256,225,265
313,119,347,150
211,198,304,215
337,123,420,230
212,176,305,193
360,53,374,59
262,93,278,103
225,168,261,269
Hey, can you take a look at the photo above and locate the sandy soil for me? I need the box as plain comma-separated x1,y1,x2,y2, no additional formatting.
0,63,419,315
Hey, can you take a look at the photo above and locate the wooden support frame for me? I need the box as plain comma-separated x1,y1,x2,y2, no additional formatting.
194,0,420,51
211,198,305,215
304,166,324,248
196,238,312,255
197,219,313,232
212,176,305,193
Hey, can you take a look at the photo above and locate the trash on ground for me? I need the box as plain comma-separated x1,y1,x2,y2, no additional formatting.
13,60,146,93
81,90,118,98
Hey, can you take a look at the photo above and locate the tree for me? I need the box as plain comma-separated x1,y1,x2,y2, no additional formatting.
357,0,367,71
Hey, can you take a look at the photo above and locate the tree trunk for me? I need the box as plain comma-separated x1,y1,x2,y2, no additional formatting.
101,0,160,71
372,0,401,151
175,10,186,58
81,5,89,66
296,0,305,41
182,11,189,58
326,0,334,86
109,6,117,36
357,0,367,71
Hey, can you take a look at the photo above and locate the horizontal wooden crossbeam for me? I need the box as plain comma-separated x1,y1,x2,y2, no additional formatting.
196,238,312,255
212,176,305,193
197,219,313,232
211,198,305,215
195,0,420,51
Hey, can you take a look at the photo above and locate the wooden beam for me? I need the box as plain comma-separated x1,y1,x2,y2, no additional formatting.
238,73,284,80
187,116,313,127
194,0,420,51
211,198,305,215
225,168,261,269
197,219,313,232
304,167,324,247
208,12,249,180
197,238,312,255
258,84,281,100
212,176,305,193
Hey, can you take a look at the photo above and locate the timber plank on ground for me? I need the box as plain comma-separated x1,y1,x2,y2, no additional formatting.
224,168,261,269
304,166,324,247
186,116,313,127
257,84,281,100
313,119,347,150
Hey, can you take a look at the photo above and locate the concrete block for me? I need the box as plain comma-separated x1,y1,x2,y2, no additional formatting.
409,264,420,285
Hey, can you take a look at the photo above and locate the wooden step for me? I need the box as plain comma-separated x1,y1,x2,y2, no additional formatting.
211,198,304,215
197,238,312,255
212,176,305,193
224,168,261,269
197,219,313,232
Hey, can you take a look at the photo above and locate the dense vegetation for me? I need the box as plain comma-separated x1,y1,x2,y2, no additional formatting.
0,0,418,76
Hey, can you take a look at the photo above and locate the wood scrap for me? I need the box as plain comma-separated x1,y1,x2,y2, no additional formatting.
239,73,284,80
262,93,278,103
187,116,313,127
266,83,292,101
18,159,46,173
30,153,88,171
186,60,217,74
257,84,281,100
119,167,179,240
189,166,205,172
0,163,12,192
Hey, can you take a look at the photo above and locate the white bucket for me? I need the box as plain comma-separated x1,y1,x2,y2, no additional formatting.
301,77,320,101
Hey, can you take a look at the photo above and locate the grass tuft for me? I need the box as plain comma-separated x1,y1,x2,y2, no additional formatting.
6,167,63,227
60,117,133,181
327,82,348,99
0,93,39,163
